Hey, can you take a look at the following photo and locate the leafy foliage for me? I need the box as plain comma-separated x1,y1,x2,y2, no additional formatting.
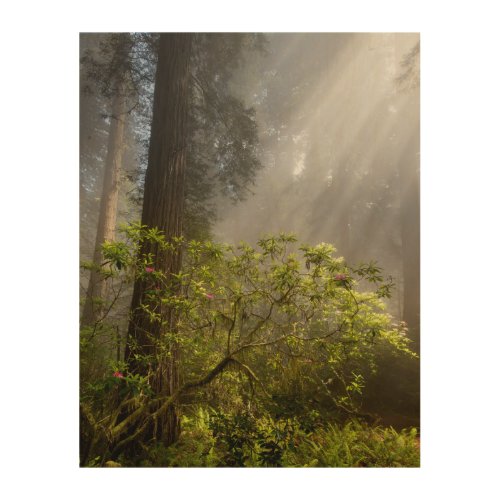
123,407,418,467
184,34,265,239
283,420,419,467
80,224,416,466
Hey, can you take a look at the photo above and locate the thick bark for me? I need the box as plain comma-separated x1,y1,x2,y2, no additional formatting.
82,80,127,325
125,33,192,446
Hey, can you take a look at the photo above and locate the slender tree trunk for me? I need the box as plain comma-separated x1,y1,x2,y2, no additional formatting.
125,33,192,446
82,79,127,325
395,37,420,354
400,124,420,353
392,35,420,354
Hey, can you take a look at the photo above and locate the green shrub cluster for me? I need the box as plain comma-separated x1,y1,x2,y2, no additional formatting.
80,225,418,467
131,408,419,468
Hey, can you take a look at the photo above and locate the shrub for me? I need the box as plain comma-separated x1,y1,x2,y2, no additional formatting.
139,407,221,467
80,225,417,465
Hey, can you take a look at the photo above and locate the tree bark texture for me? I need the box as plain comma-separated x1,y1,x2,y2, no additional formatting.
82,79,127,325
125,33,192,446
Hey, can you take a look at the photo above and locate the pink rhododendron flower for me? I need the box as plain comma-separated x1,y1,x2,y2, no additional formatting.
145,267,154,273
113,371,124,378
205,293,214,299
334,273,347,281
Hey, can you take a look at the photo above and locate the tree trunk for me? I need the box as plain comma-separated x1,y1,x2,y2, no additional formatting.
400,126,420,353
392,35,420,354
396,39,420,354
82,79,127,325
125,33,192,446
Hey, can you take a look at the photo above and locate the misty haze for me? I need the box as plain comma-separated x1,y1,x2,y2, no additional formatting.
80,32,420,467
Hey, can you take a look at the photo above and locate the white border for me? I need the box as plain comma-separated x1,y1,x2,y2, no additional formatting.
2,1,499,498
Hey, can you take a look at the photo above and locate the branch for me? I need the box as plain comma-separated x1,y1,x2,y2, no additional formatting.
227,297,240,355
229,359,270,397
181,356,234,391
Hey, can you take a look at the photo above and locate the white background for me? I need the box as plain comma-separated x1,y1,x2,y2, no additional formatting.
1,1,498,498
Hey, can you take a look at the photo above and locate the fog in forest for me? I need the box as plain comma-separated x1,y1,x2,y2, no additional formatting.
216,34,418,238
213,33,420,320
79,32,420,467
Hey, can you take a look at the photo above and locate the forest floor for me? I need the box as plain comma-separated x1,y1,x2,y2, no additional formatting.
376,411,420,432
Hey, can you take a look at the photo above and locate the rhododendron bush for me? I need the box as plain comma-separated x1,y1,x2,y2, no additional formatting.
80,223,415,465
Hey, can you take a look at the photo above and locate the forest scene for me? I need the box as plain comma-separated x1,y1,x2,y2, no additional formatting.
79,32,420,468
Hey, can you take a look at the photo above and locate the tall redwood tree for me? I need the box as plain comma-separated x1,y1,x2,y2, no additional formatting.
125,33,193,445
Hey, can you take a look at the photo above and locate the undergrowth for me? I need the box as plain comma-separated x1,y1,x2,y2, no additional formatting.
127,408,419,467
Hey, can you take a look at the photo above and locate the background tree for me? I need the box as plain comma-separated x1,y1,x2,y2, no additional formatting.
81,33,139,325
395,41,420,352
